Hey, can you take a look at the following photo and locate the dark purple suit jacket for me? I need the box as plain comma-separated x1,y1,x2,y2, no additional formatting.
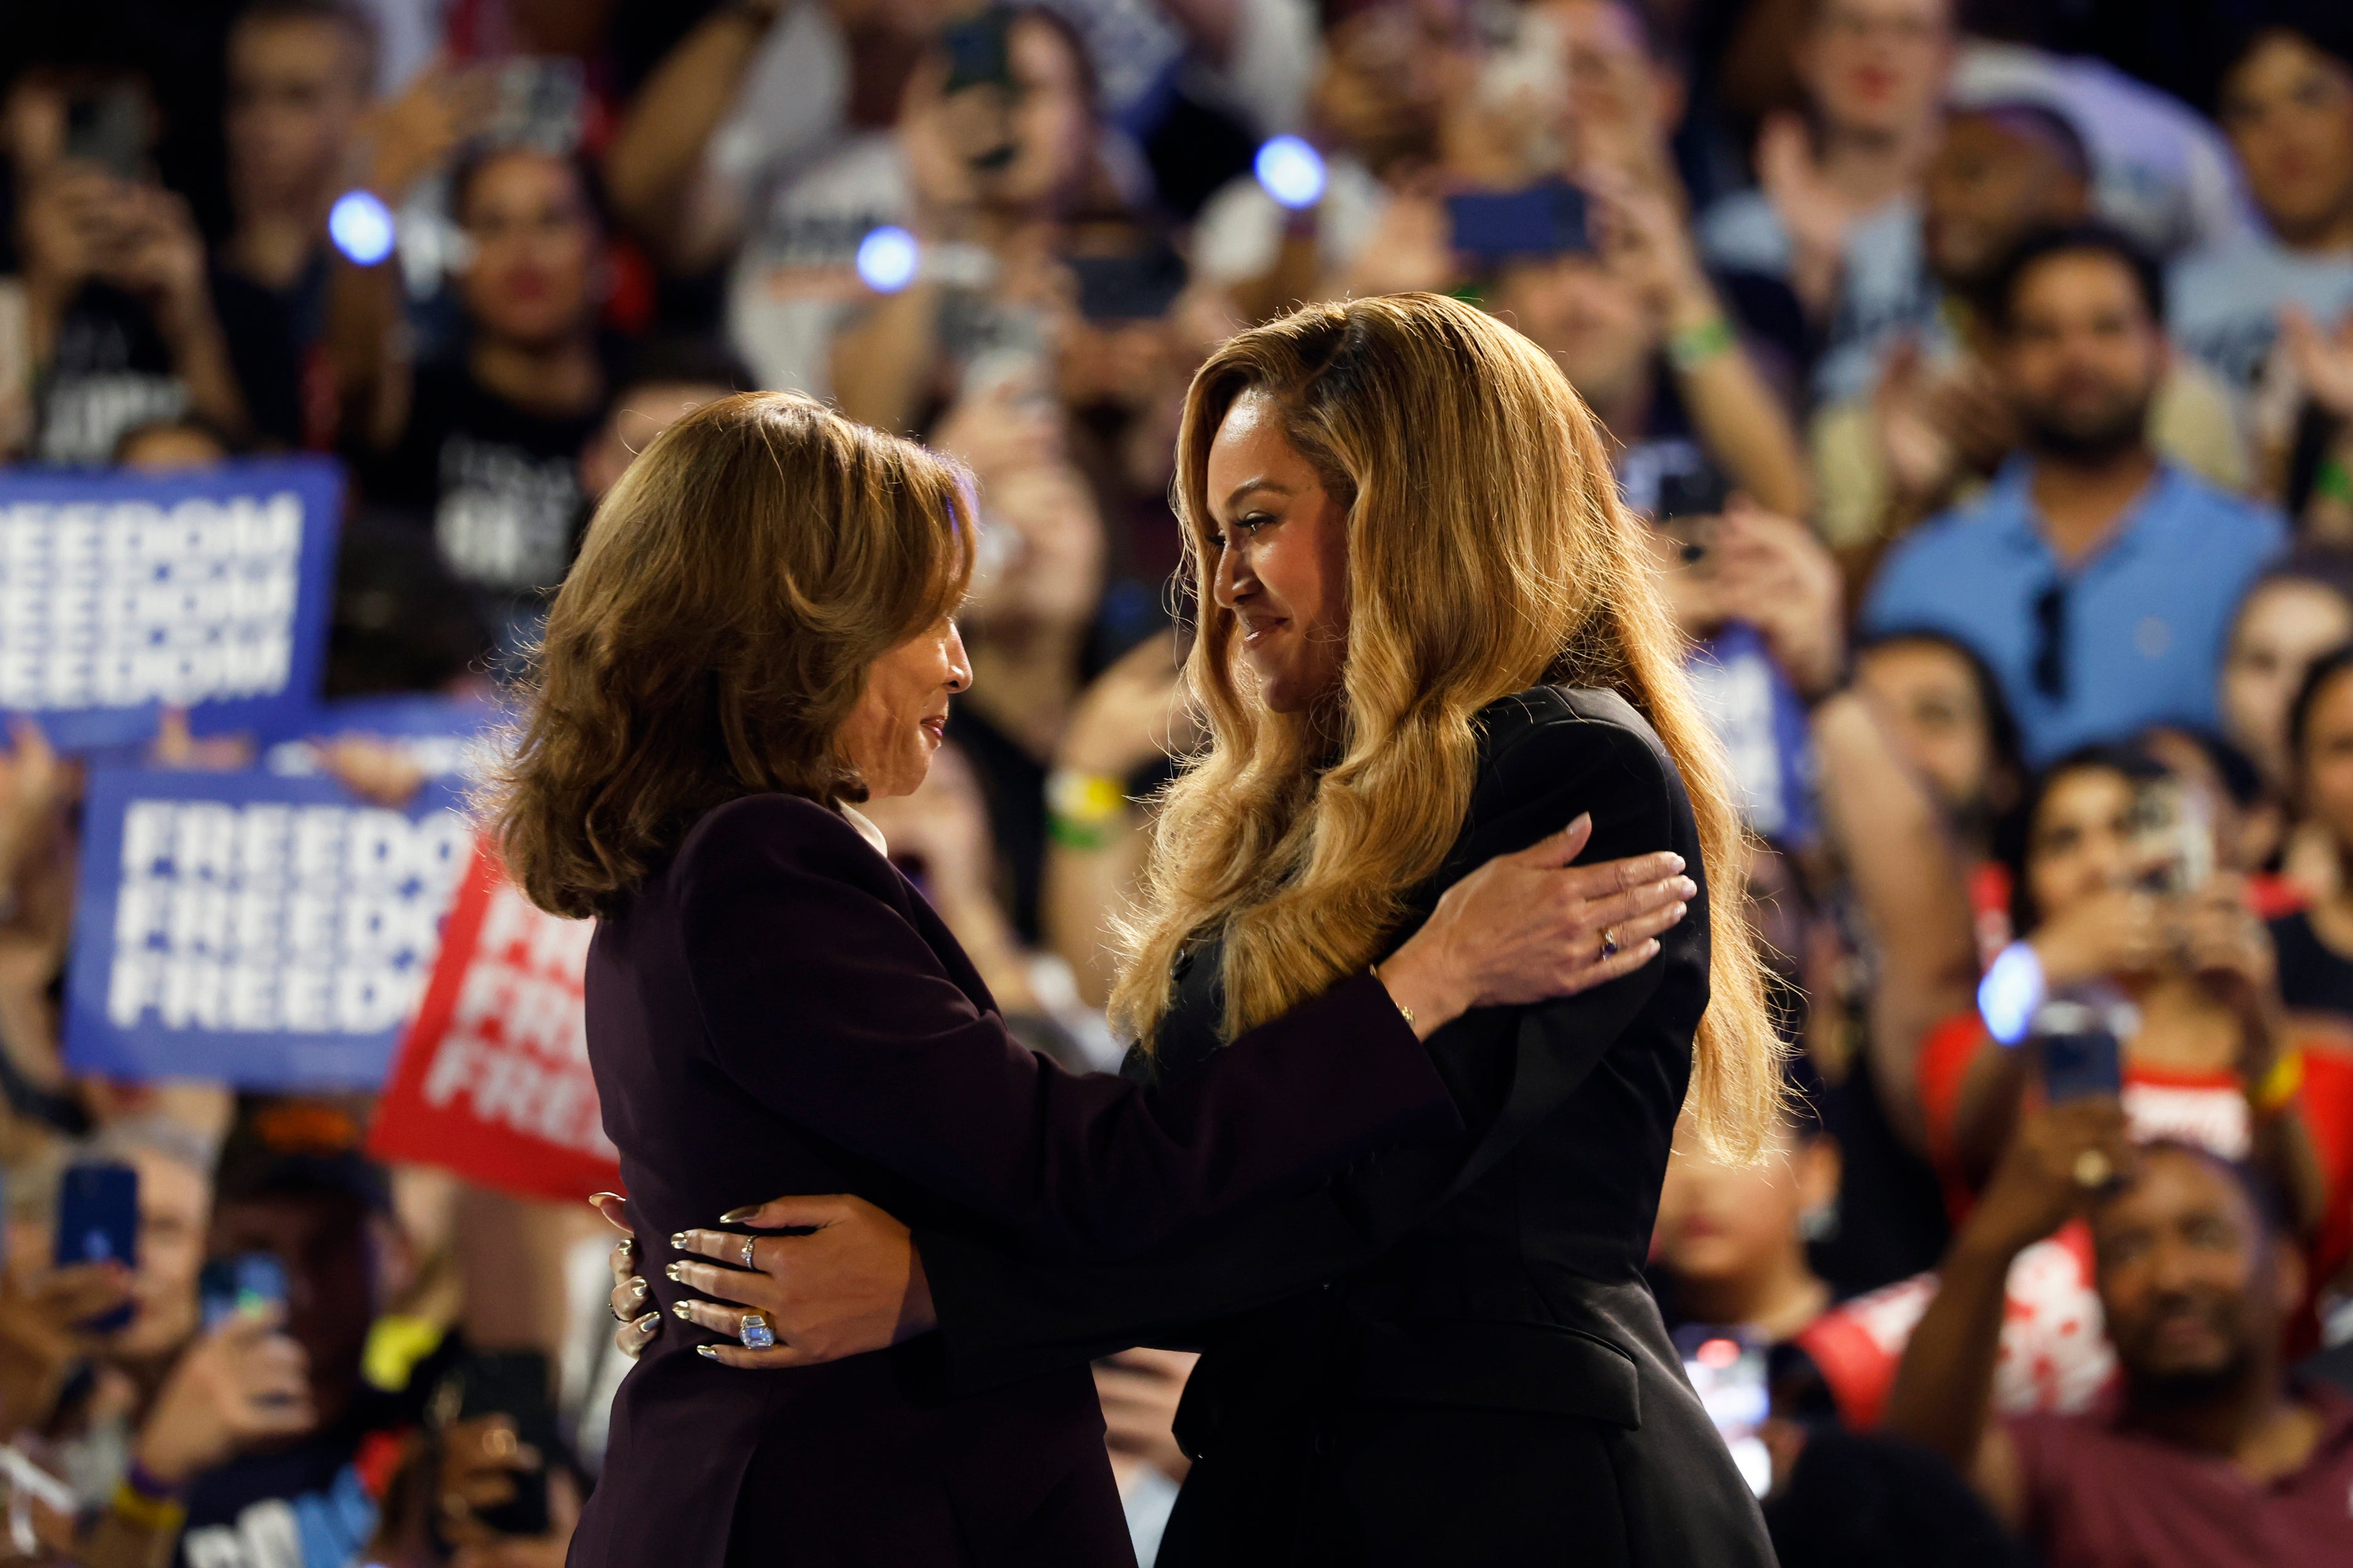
569,792,1459,1568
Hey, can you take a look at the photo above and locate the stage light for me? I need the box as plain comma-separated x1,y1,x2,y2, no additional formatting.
1254,137,1327,210
328,191,397,266
857,227,920,293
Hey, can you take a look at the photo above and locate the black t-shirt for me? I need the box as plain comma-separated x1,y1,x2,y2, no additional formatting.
210,252,323,449
2271,910,2353,1019
34,282,184,465
356,353,609,602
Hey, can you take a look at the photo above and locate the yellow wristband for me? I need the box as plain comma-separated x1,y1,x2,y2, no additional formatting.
2253,1050,2305,1116
110,1481,187,1536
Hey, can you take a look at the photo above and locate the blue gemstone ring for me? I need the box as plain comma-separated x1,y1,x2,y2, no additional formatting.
739,1313,776,1351
1599,928,1620,961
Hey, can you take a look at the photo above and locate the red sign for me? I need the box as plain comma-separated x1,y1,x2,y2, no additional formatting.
368,837,620,1201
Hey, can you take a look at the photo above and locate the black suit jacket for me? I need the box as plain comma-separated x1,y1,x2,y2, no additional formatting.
915,688,1778,1566
570,793,1462,1568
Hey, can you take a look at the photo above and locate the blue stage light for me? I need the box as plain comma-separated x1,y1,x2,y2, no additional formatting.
856,227,921,293
327,191,397,266
1254,137,1327,210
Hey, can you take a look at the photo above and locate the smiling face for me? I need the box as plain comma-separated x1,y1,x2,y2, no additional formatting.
2093,1145,2294,1401
1204,392,1354,715
837,616,971,800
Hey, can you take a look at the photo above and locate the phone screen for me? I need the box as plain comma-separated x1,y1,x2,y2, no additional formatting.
1446,184,1591,259
55,1163,139,1331
64,87,148,180
199,1253,290,1331
1675,1326,1772,1496
437,1351,557,1537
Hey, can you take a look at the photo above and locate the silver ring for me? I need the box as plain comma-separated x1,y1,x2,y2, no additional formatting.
739,1234,759,1271
1599,927,1620,960
739,1312,775,1351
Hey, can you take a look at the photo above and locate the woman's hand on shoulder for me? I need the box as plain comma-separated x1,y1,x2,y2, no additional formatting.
1375,813,1694,1037
592,1192,936,1369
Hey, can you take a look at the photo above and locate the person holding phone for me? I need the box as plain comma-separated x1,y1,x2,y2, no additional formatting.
1883,1117,2353,1568
8,72,256,464
567,298,1781,1565
1913,745,2352,1353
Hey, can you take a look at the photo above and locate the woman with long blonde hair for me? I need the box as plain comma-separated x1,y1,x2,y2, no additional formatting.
622,296,1781,1564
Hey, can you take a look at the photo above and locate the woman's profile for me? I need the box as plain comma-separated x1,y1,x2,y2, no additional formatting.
491,385,1695,1565
625,295,1786,1564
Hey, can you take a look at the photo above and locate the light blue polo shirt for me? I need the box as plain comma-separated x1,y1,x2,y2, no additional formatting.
1861,461,2286,764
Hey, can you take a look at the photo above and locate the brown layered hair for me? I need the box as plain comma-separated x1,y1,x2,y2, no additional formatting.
1111,295,1782,1158
488,392,973,918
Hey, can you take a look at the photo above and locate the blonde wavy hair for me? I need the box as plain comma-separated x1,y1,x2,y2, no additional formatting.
488,392,973,919
1110,295,1781,1159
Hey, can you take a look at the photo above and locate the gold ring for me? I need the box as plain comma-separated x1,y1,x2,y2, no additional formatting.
2072,1149,2112,1190
1599,927,1620,961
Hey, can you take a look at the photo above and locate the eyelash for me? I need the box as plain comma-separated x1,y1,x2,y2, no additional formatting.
1210,514,1273,550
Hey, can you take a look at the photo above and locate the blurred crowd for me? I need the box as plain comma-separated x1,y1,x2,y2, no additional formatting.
4,0,2353,1564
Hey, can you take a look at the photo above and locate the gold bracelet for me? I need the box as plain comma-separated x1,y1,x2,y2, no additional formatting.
1371,964,1413,1025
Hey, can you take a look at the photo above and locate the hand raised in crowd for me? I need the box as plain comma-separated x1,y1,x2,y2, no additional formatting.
2027,884,2165,991
130,1307,317,1487
0,720,71,893
1585,164,1714,331
1753,111,1854,317
0,1261,132,1440
2166,878,2277,995
434,1412,567,1565
929,364,1064,492
1704,502,1847,702
1095,1347,1198,1485
358,55,496,201
2278,304,2353,424
1871,339,2017,507
15,163,126,305
1959,1098,2135,1263
96,183,214,346
1330,175,1458,302
1056,632,1201,782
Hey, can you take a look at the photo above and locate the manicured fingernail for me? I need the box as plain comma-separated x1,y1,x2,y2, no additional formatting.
664,1263,683,1282
617,1237,635,1256
1675,877,1696,896
672,1302,693,1320
588,1193,620,1209
669,1232,689,1249
696,1345,720,1359
1665,854,1686,872
632,1312,659,1332
627,1278,648,1299
718,1206,758,1224
1671,903,1687,919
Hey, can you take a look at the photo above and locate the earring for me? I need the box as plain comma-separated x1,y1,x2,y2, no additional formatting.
1798,1200,1840,1244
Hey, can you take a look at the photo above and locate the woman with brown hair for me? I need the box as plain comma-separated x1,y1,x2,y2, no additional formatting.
495,386,1695,1567
629,296,1783,1564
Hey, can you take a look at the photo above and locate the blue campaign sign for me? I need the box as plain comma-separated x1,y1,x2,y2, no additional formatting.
64,767,473,1089
261,692,513,784
0,457,344,751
